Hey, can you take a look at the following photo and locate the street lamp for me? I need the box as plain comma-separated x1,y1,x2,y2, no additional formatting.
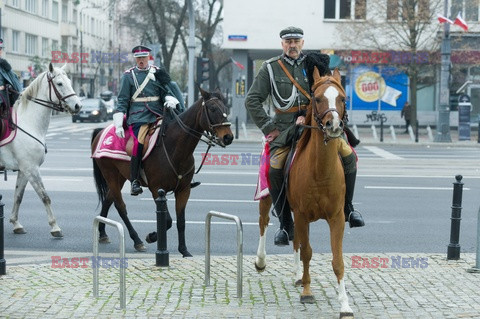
434,0,452,142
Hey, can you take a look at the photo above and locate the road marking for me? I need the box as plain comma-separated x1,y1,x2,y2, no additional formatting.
362,146,403,159
365,186,470,190
131,220,266,226
140,198,256,203
196,183,257,187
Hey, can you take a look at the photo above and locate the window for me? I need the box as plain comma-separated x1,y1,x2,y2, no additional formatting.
52,40,58,51
61,2,68,22
72,9,77,24
25,33,38,56
324,0,366,20
42,38,49,57
42,0,49,17
25,0,37,14
387,0,430,21
12,30,20,52
52,1,58,21
451,0,478,21
11,0,20,8
387,0,399,20
61,36,68,52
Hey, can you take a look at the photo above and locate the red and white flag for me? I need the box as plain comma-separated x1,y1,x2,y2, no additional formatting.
230,57,245,70
454,13,468,31
437,14,453,24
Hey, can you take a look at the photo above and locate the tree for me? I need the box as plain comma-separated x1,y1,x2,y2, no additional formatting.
338,0,444,131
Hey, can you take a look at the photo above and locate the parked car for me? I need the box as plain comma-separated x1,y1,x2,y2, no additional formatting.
72,98,108,123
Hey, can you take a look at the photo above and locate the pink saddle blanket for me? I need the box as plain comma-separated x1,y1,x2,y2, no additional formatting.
0,111,17,147
91,121,161,161
254,139,271,201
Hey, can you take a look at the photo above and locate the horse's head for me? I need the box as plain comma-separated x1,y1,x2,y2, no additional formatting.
47,63,82,114
199,88,234,147
310,67,346,140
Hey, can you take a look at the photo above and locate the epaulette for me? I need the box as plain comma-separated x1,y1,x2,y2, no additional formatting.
124,66,135,74
264,55,281,65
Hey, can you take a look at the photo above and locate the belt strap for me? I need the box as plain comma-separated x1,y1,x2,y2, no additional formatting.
277,60,311,101
274,104,308,114
132,96,160,102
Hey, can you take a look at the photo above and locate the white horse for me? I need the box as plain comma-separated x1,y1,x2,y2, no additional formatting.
0,63,81,237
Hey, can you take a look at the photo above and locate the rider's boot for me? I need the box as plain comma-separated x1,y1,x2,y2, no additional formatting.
269,167,294,246
344,171,365,228
130,144,144,196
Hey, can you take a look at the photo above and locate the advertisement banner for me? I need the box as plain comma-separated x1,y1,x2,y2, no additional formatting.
346,66,408,110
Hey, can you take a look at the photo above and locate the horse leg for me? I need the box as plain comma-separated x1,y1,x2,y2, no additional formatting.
98,190,114,244
112,198,146,252
255,195,271,272
296,218,314,304
175,189,192,257
9,171,28,234
25,169,63,237
329,216,353,317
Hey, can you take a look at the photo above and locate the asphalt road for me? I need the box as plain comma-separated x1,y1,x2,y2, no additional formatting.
2,115,480,261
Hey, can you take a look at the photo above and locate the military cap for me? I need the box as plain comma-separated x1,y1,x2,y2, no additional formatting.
0,38,4,48
279,26,304,39
132,45,152,57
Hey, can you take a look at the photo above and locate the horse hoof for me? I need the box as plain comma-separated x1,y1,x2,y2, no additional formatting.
13,228,27,234
295,279,303,287
50,230,63,238
254,262,266,272
181,250,193,258
145,232,157,244
99,236,110,244
134,243,147,252
340,312,354,318
300,295,315,304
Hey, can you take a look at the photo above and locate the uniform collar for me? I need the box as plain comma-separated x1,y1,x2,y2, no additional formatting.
135,65,151,72
282,53,305,66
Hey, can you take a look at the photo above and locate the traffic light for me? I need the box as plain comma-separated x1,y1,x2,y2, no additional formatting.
196,57,209,83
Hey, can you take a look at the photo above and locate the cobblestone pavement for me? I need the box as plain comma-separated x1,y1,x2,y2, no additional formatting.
1,253,480,318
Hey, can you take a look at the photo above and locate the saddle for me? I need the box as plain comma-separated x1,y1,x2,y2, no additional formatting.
0,110,17,147
91,118,163,161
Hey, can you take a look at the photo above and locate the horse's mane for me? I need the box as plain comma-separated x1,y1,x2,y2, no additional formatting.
296,53,332,152
18,71,48,107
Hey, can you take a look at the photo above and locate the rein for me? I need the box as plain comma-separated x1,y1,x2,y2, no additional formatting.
159,95,232,192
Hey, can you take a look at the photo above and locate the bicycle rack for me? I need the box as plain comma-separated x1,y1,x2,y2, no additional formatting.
205,211,243,298
92,216,126,309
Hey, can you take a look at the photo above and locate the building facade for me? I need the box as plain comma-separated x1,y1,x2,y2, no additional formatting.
222,0,480,128
1,0,120,97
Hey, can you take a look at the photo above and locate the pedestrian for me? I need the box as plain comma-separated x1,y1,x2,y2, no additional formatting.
401,101,411,133
245,27,364,247
113,45,179,196
0,38,22,119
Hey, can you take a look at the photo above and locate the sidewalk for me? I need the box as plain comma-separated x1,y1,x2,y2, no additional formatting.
233,123,480,147
1,252,480,318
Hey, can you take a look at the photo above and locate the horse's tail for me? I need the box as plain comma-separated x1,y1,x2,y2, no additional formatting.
91,128,109,204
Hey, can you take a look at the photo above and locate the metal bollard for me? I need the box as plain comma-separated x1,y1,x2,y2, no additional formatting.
0,195,5,276
155,189,169,267
235,116,239,140
447,175,463,260
415,120,419,143
478,116,480,144
380,118,384,142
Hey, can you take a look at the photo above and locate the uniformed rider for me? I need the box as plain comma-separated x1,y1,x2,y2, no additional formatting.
0,38,22,118
114,45,179,196
245,27,365,247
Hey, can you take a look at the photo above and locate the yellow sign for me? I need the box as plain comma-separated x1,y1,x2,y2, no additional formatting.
354,71,386,102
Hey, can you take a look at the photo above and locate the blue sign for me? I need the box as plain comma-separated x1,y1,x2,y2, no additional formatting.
346,66,408,110
228,35,248,41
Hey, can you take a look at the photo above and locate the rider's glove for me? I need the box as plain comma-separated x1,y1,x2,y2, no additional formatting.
164,95,179,110
113,112,125,138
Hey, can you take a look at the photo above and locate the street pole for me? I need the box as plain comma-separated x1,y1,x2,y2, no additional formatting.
434,0,452,142
187,0,195,108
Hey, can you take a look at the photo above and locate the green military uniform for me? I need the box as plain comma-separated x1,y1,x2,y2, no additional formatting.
245,53,310,153
117,65,173,126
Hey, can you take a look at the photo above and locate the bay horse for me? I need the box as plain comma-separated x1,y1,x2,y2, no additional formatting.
0,63,82,237
255,68,354,316
91,88,234,255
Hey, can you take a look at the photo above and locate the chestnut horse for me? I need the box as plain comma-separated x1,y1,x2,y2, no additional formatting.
255,68,353,316
91,89,233,256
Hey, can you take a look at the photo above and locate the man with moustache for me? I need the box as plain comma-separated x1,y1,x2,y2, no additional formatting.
245,27,364,247
114,45,179,196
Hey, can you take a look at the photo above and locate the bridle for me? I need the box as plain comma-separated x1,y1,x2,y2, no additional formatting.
161,94,232,192
25,72,77,113
307,76,347,144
